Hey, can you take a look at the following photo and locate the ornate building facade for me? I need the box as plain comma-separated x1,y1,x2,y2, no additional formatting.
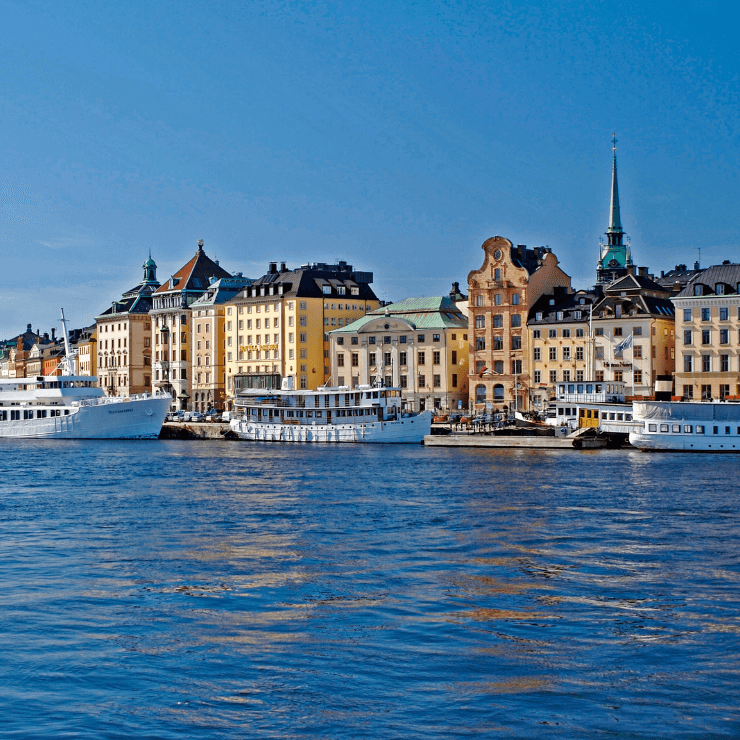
468,236,571,412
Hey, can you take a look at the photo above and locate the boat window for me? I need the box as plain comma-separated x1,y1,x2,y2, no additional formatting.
726,427,731,435
577,384,584,393
713,426,719,434
684,425,692,433
626,414,632,421
696,425,704,434
648,424,657,432
586,384,593,393
659,424,669,432
568,385,575,393
672,424,681,433
618,414,624,421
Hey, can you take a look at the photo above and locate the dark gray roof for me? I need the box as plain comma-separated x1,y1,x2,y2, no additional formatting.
528,289,601,325
605,272,667,294
676,263,740,298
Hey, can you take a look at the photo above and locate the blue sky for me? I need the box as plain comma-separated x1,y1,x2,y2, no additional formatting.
1,0,737,337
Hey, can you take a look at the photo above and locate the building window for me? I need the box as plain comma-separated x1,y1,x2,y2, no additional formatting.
399,336,406,344
418,351,426,365
418,374,426,387
299,315,307,326
400,351,407,365
702,307,711,321
683,385,693,399
512,293,520,305
721,354,729,372
475,360,485,373
562,370,570,382
534,370,541,383
702,354,711,373
494,360,504,374
433,351,441,364
300,333,307,343
511,314,521,328
614,327,623,337
562,346,570,361
418,335,425,342
548,329,557,338
493,384,504,400
351,352,359,367
550,370,557,383
702,329,711,345
720,329,729,345
494,294,502,306
576,370,584,382
556,311,564,321
400,375,408,388
701,384,711,400
511,336,521,350
575,346,584,361
595,328,604,336
369,352,376,366
716,284,725,295
475,315,485,329
720,307,729,321
476,295,483,307
337,354,345,367
720,384,730,399
433,374,441,388
683,329,692,345
475,384,486,403
511,360,522,374
683,354,693,372
614,370,623,382
595,370,604,381
683,308,692,322
476,338,485,350
451,350,457,365
634,369,643,384
533,347,541,361
452,374,458,388
493,336,503,350
633,345,643,359
384,352,391,366
562,329,571,338
433,334,440,342
493,314,503,328
549,347,557,361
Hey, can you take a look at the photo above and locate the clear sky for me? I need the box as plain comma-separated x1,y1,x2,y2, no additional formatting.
1,0,737,337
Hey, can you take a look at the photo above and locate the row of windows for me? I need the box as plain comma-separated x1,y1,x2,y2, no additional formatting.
335,333,447,346
0,408,68,421
227,302,282,315
474,293,521,306
532,328,588,339
682,354,735,373
474,314,521,329
336,350,457,367
532,369,643,384
155,369,187,380
681,384,735,400
533,346,587,361
648,422,739,435
333,375,458,389
682,306,740,321
155,351,187,361
683,328,739,345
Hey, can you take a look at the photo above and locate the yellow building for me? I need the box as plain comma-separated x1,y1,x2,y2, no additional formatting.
329,297,469,413
224,261,378,403
468,236,571,412
673,263,740,400
76,326,97,377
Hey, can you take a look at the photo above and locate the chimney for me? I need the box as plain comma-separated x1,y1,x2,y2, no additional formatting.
694,260,700,270
269,262,277,274
51,328,56,341
627,265,635,275
280,262,287,272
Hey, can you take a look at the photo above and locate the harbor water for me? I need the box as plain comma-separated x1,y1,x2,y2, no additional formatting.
1,440,739,738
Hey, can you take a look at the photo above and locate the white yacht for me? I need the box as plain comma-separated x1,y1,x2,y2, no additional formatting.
629,400,740,452
230,379,432,443
0,311,171,439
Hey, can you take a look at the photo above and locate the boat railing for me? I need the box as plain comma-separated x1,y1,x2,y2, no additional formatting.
73,391,171,408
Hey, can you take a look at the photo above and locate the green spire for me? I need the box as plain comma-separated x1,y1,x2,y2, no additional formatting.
142,252,158,285
607,133,623,235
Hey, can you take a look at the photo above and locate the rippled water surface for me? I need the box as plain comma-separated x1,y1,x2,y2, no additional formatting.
1,440,739,738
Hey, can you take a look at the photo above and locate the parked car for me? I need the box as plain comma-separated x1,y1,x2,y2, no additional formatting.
204,409,220,422
188,412,205,423
166,411,184,422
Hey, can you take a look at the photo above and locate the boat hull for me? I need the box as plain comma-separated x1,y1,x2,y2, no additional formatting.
230,413,432,444
0,395,172,439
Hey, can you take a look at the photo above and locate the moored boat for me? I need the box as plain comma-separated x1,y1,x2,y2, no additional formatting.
629,400,740,452
0,310,171,439
230,379,432,443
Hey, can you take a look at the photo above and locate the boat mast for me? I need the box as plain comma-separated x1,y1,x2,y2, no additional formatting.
59,308,76,376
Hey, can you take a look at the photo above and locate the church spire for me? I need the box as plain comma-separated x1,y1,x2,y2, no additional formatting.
606,133,623,243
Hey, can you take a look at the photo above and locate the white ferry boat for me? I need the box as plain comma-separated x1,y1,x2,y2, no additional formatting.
0,311,171,440
230,380,432,443
629,400,740,452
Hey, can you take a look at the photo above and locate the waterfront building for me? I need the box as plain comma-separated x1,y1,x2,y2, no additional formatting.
328,297,469,413
189,274,252,413
223,261,378,402
468,236,571,412
672,262,740,400
151,241,232,410
76,326,97,377
4,325,50,378
97,255,160,397
529,271,675,404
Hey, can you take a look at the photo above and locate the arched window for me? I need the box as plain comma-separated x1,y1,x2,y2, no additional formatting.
493,384,505,400
475,384,486,403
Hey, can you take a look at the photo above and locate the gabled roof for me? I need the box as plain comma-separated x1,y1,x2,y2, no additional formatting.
191,276,253,307
676,263,740,298
154,242,232,295
605,272,667,294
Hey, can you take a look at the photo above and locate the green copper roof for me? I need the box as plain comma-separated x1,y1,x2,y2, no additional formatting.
331,295,467,333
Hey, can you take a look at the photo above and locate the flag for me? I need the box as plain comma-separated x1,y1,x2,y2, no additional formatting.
477,366,488,377
614,333,633,357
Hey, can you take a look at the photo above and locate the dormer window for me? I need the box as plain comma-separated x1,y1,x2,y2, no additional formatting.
716,283,725,295
536,312,543,321
322,285,331,294
337,286,346,295
556,311,564,320
694,284,703,296
575,311,582,320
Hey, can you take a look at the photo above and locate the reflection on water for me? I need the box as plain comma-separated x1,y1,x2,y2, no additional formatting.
0,441,739,738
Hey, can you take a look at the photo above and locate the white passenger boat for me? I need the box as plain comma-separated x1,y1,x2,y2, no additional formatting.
629,400,740,452
230,380,432,443
0,311,171,440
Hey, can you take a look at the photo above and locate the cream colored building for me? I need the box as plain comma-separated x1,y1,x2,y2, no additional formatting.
468,236,571,412
329,297,469,413
97,256,160,397
189,275,251,412
76,326,97,377
224,261,378,404
673,263,740,400
528,272,675,407
151,241,232,410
